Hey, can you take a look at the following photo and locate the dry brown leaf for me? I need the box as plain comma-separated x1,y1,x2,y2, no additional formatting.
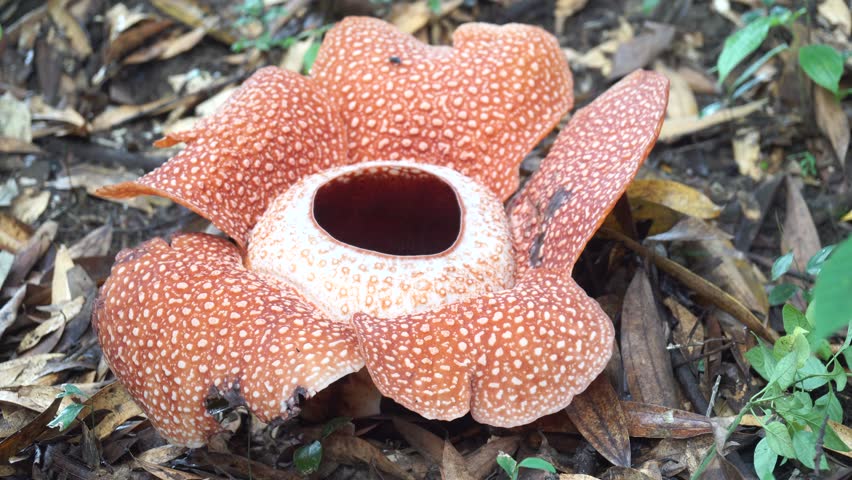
659,100,766,142
818,0,851,35
441,440,476,480
52,246,75,304
628,179,722,219
646,217,732,243
106,18,174,64
47,0,92,57
621,269,679,408
68,225,113,259
781,176,821,266
609,23,675,79
18,296,83,353
0,137,42,154
622,401,716,439
565,376,631,467
90,96,174,132
29,95,87,132
0,396,61,462
0,93,32,142
324,432,416,480
694,238,769,317
676,66,719,95
135,459,207,480
465,436,520,480
160,27,206,60
0,385,63,412
134,444,188,465
665,297,705,358
563,18,633,76
601,465,656,480
6,221,58,288
732,128,762,180
654,63,698,119
393,418,443,463
280,38,314,73
84,382,145,440
560,476,600,480
0,212,32,253
150,0,235,44
49,163,170,213
554,0,589,35
0,287,26,341
814,86,850,164
0,354,65,389
389,0,464,33
10,189,49,224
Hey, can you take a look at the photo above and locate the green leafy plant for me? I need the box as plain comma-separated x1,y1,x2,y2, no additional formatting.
798,44,851,100
293,417,351,475
693,240,852,479
231,0,330,72
48,384,91,431
496,452,556,480
715,6,850,104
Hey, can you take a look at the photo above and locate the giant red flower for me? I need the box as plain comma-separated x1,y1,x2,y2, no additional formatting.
94,17,669,447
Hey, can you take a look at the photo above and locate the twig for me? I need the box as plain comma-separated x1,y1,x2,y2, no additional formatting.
599,227,779,343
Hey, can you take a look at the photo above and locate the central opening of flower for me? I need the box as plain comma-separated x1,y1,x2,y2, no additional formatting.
312,166,462,256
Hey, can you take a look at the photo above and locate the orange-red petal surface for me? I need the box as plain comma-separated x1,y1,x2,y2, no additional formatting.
508,70,669,277
311,17,573,201
352,269,613,426
93,233,363,447
96,67,349,248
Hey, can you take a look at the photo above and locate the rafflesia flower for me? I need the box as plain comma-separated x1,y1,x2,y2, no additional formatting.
93,17,669,447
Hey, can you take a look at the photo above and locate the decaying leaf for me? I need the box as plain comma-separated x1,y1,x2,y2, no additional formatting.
10,190,50,225
0,93,32,142
732,128,763,180
324,432,416,480
628,179,722,219
781,176,821,267
565,376,631,467
621,270,679,409
659,100,766,142
814,85,850,165
554,0,589,35
818,0,851,35
609,22,675,79
654,63,698,119
49,163,170,213
441,440,476,480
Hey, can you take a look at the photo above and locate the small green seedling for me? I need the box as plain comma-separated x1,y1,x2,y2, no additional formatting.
293,417,351,475
48,384,90,431
799,44,851,100
496,452,556,480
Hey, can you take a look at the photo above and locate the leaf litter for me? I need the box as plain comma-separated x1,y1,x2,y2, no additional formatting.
0,0,851,478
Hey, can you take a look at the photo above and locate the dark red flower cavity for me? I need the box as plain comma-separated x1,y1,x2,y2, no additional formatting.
313,166,461,256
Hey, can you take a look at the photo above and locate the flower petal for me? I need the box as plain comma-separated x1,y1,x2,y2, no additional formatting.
352,268,613,427
508,70,669,277
311,17,573,201
93,233,363,447
96,67,349,248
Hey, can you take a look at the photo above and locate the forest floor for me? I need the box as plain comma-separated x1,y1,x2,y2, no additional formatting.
0,0,851,479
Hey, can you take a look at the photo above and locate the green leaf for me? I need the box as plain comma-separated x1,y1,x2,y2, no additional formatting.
428,0,442,14
815,390,843,423
799,44,844,96
769,283,797,306
302,40,322,74
781,304,808,333
57,384,87,399
796,356,828,391
746,342,776,381
772,251,794,281
496,452,518,480
754,437,777,480
806,245,835,276
294,440,323,475
792,429,828,470
829,362,847,391
771,352,798,389
517,457,556,473
47,403,86,431
812,238,852,341
764,421,796,458
717,16,774,84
